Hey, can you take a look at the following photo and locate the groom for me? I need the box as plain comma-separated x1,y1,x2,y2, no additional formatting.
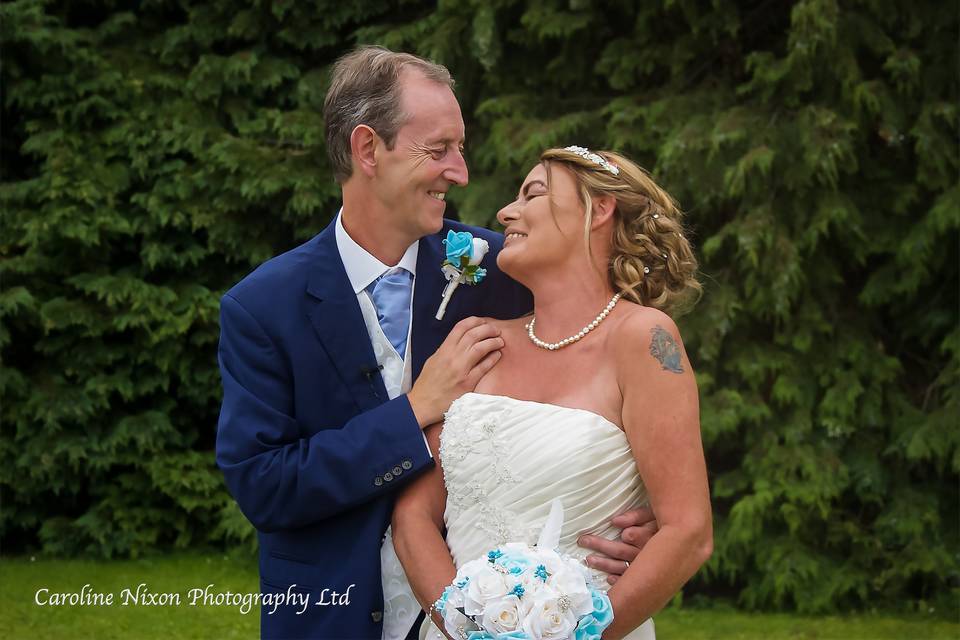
216,46,654,640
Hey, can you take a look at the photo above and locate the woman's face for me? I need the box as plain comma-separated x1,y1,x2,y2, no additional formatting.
495,162,584,279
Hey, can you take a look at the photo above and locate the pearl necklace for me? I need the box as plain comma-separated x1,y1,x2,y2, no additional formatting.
526,293,621,351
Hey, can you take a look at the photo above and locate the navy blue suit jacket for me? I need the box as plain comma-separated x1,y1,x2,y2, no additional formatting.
216,218,532,639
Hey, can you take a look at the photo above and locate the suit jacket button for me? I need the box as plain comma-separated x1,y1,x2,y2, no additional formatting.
401,460,413,470
383,471,394,482
392,465,403,475
374,476,383,487
371,610,383,623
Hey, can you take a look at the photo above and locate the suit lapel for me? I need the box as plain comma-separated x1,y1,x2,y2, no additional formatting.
305,223,388,411
411,228,457,380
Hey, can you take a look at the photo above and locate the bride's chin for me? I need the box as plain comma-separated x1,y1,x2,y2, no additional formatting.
496,252,519,279
496,254,536,288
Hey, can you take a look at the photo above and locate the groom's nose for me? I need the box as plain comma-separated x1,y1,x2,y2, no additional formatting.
442,148,468,187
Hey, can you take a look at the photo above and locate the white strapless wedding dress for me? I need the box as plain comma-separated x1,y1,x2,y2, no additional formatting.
418,392,656,640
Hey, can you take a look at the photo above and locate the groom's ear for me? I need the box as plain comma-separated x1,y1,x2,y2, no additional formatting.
590,195,617,230
350,125,379,178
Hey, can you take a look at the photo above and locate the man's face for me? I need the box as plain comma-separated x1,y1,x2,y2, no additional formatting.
371,70,468,239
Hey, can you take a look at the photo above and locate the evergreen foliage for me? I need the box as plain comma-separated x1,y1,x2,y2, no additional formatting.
2,0,956,614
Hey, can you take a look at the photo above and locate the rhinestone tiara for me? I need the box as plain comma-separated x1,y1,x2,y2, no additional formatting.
564,145,620,175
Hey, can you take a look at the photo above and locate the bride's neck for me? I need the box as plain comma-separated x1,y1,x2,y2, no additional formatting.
526,270,616,341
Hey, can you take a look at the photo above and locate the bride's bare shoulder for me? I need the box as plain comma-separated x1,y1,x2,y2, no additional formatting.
609,300,693,379
609,301,683,347
613,299,674,323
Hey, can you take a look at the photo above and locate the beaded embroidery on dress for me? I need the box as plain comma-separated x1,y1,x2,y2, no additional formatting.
420,392,656,640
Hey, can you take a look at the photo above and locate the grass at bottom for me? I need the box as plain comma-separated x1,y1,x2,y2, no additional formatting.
0,553,955,639
654,606,956,639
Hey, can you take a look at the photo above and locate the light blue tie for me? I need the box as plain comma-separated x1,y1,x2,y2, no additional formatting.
368,267,414,358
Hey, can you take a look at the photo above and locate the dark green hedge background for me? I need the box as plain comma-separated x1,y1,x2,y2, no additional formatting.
2,0,957,615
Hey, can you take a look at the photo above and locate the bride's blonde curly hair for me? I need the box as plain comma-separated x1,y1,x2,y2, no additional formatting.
540,147,701,316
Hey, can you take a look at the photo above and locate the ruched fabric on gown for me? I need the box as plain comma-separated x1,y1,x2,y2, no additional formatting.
419,392,656,640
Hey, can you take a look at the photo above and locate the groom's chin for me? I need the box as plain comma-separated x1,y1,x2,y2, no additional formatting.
423,213,445,236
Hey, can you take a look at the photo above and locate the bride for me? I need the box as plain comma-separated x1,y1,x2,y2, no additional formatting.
391,146,712,639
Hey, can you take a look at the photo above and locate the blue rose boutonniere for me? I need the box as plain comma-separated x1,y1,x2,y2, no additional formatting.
445,231,475,262
435,230,489,320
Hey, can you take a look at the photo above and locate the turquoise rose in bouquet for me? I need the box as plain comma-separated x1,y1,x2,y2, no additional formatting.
573,588,616,640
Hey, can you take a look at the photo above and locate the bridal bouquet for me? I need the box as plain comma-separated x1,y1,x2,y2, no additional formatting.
432,501,614,640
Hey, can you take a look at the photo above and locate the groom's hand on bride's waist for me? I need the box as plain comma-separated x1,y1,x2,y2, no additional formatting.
408,316,504,427
578,505,658,582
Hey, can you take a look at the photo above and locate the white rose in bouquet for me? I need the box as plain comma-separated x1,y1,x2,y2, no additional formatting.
463,564,510,616
532,547,568,578
517,566,548,596
545,564,593,618
521,594,579,639
480,594,523,634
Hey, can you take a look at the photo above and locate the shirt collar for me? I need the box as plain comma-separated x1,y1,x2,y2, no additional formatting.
335,209,419,294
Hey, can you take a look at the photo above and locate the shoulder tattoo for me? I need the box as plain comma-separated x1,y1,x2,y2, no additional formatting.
649,325,684,374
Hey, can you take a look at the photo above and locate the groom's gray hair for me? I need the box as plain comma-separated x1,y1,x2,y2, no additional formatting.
323,45,455,183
